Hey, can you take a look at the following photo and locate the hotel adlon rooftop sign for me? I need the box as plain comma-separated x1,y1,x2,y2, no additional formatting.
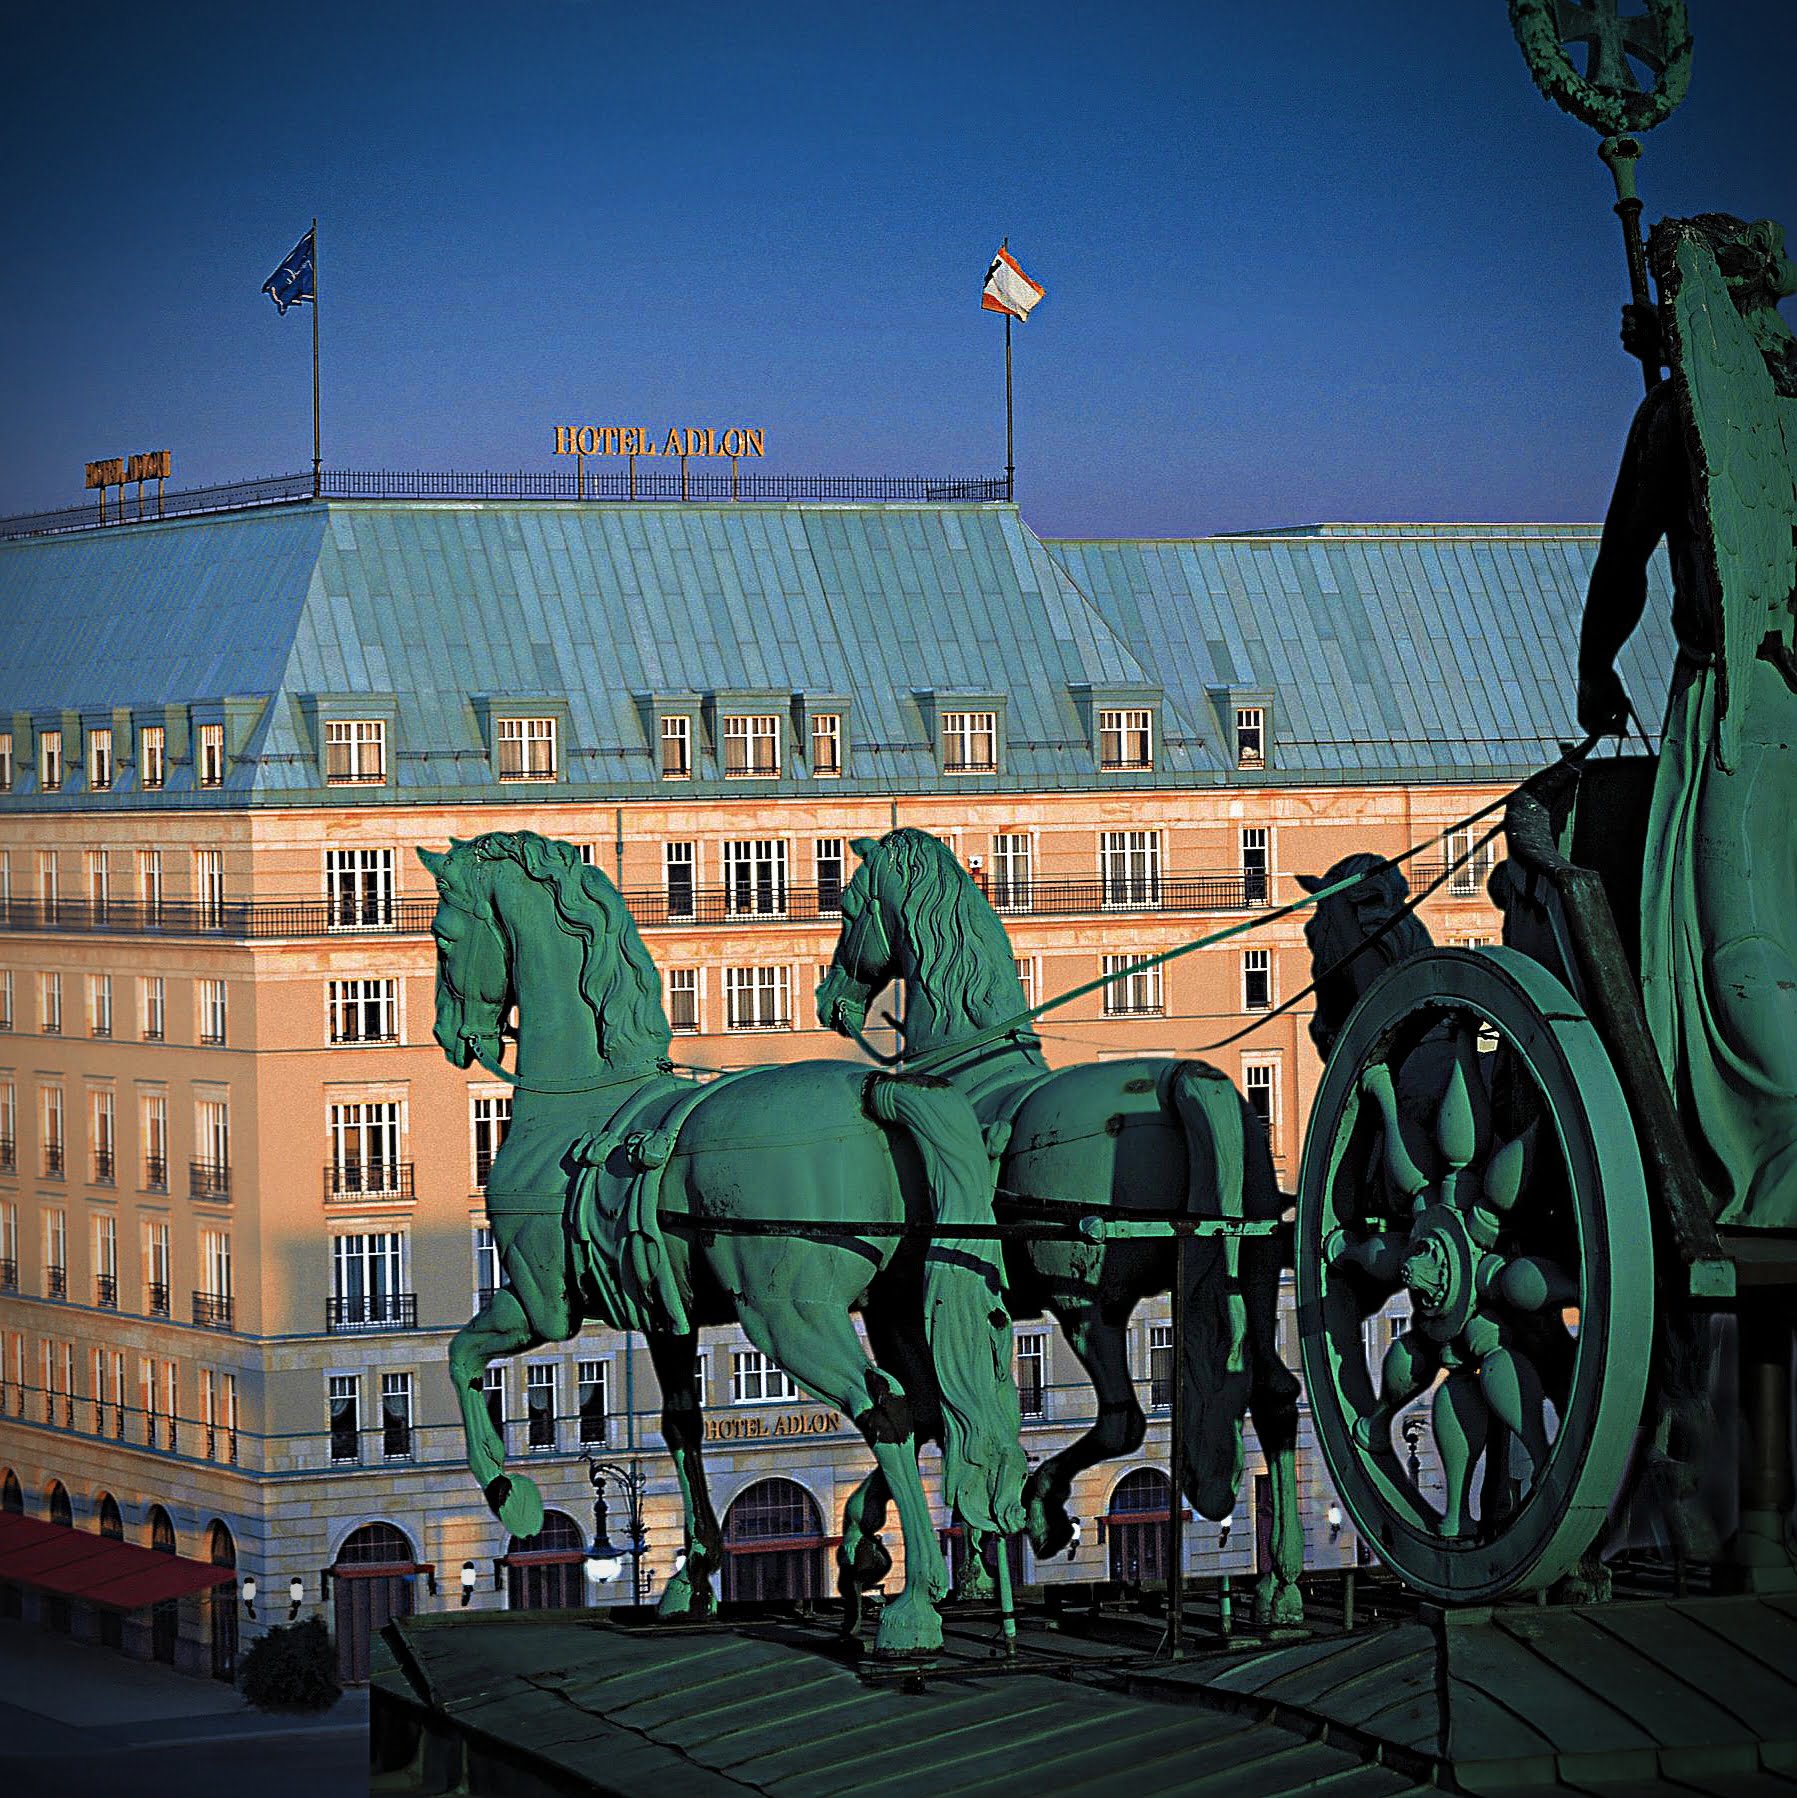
554,424,765,459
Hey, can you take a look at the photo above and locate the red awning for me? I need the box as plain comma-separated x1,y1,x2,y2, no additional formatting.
0,1512,235,1610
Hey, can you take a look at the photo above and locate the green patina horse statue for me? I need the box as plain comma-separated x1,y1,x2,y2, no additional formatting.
420,830,1027,1656
816,828,1305,1623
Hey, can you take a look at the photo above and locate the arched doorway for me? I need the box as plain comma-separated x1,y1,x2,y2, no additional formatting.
1105,1467,1172,1583
506,1511,589,1611
208,1522,238,1682
43,1483,73,1633
720,1479,827,1603
96,1495,124,1648
0,1472,20,1618
147,1505,179,1664
332,1522,417,1683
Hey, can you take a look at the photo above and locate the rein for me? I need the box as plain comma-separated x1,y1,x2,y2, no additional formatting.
466,1035,670,1095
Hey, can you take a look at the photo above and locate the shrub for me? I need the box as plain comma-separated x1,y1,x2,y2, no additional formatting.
238,1616,342,1713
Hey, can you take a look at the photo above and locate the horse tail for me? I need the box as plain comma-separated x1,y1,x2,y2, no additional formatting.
1169,1061,1271,1519
865,1073,1027,1536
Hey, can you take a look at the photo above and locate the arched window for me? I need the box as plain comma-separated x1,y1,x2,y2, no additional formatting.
506,1510,588,1612
94,1492,126,1648
146,1504,179,1663
1,1470,22,1514
1106,1467,1172,1583
720,1478,826,1604
46,1481,72,1527
96,1493,123,1538
207,1521,238,1683
332,1522,417,1684
147,1504,177,1554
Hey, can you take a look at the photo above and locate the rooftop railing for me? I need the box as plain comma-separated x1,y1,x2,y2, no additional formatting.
0,468,1012,541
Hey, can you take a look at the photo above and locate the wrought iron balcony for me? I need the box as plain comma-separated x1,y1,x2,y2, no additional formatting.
0,1258,15,1293
92,1148,114,1184
192,1291,234,1331
95,1273,117,1309
325,1161,415,1202
326,1291,418,1333
189,1159,231,1201
0,1136,13,1174
46,1265,66,1300
143,1154,168,1192
147,1280,170,1317
43,1145,64,1178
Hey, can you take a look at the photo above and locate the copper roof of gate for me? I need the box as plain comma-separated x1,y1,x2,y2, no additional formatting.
0,501,1677,806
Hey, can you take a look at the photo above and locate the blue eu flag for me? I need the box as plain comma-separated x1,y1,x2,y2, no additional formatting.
262,229,315,313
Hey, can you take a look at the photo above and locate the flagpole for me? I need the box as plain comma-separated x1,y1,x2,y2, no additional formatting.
1002,236,1015,502
311,217,321,499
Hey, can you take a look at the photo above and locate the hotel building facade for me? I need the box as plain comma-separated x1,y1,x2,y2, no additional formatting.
0,498,1672,1678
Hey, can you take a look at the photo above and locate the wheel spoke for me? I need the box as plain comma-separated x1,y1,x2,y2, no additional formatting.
1479,1346,1553,1473
1432,1368,1491,1539
1352,1327,1440,1455
1494,1254,1579,1314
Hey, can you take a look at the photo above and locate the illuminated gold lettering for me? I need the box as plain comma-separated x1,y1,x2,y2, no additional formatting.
661,427,684,458
719,429,740,458
744,429,764,458
554,426,575,455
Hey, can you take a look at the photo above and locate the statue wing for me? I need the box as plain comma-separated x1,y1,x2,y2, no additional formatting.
1660,226,1797,770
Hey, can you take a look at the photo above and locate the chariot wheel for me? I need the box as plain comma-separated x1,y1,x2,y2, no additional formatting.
1295,946,1654,1603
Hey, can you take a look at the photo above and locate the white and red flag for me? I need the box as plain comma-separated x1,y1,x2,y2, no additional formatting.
981,246,1045,321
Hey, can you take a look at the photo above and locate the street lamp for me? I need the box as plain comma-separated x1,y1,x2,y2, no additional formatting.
240,1575,257,1619
460,1561,478,1607
1327,1502,1343,1543
583,1456,648,1609
287,1575,305,1620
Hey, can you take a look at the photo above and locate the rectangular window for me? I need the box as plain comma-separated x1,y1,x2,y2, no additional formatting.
1149,1323,1174,1408
1235,706,1266,769
324,848,395,929
1013,956,1039,1012
731,1348,798,1404
722,713,780,778
195,1098,230,1192
198,978,227,1046
811,713,842,777
329,1375,361,1463
86,849,110,920
723,839,787,918
496,716,557,780
1101,954,1164,1016
1101,830,1163,909
1244,1060,1280,1155
941,710,997,773
44,1207,66,1293
1015,1331,1046,1417
325,719,386,783
140,725,165,790
194,849,225,928
1447,827,1498,899
663,842,696,921
140,975,165,1042
329,1231,407,1327
526,1364,557,1451
1240,828,1270,906
94,1214,117,1309
815,839,845,916
659,715,691,780
0,1086,13,1173
40,971,62,1035
1242,948,1272,1012
575,843,596,867
481,1366,505,1434
41,1085,65,1176
88,972,113,1037
202,1228,232,1300
90,1089,115,1183
87,729,113,790
37,849,58,915
1098,707,1153,771
472,1095,511,1189
0,970,12,1031
473,1224,501,1304
327,978,398,1044
991,833,1032,913
141,1092,169,1190
0,733,11,791
577,1359,610,1445
666,968,699,1034
724,965,790,1031
144,1219,170,1313
39,730,62,790
329,1101,401,1196
138,849,162,921
198,723,225,787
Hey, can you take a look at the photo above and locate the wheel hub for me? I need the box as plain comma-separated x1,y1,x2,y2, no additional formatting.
1400,1204,1476,1340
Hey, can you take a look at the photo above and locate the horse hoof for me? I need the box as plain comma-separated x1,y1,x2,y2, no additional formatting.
485,1474,545,1540
873,1592,943,1658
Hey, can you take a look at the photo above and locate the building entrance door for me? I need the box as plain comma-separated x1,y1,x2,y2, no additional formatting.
148,1505,178,1664
332,1522,417,1682
208,1522,238,1682
720,1479,826,1603
1105,1467,1172,1583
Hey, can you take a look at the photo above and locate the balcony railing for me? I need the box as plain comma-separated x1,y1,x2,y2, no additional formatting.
147,1280,170,1317
46,1265,66,1300
43,1145,64,1178
95,1273,117,1309
92,1148,114,1184
192,1291,234,1331
0,1136,13,1174
325,1161,415,1202
143,1155,168,1192
190,1159,231,1201
326,1291,418,1333
0,1258,15,1292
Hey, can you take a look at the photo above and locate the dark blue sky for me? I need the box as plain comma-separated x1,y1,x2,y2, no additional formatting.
3,2,1793,536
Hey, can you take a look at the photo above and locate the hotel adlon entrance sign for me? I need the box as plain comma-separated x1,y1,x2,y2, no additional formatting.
553,425,765,460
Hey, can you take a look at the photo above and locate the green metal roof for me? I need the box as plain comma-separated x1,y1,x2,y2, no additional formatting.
0,501,1676,809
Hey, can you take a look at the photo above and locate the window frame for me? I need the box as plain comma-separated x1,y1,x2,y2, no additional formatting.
666,967,700,1034
1242,947,1273,1012
324,718,387,785
197,723,226,788
721,713,781,779
940,709,998,775
1097,707,1154,772
496,715,558,782
87,728,113,791
659,714,692,780
1101,954,1165,1017
723,964,791,1032
139,725,166,790
810,712,842,777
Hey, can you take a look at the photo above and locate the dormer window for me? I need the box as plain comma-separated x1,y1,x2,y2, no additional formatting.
0,733,14,792
1235,707,1265,770
1098,708,1152,772
722,714,779,778
810,713,842,777
941,710,997,775
140,726,166,789
325,719,386,784
39,731,62,790
87,730,113,791
497,716,557,781
660,715,691,780
198,724,226,788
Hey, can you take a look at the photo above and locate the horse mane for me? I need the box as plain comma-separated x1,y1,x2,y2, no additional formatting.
870,829,1025,1035
452,832,671,1065
1301,853,1433,1059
